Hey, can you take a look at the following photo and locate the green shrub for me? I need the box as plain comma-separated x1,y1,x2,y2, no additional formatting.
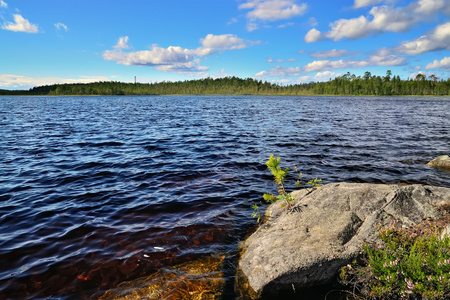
342,220,450,299
252,155,322,223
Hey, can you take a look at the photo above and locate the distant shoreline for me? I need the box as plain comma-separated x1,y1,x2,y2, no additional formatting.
1,74,449,97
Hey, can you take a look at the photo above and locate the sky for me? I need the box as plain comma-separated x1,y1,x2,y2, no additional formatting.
1,0,450,90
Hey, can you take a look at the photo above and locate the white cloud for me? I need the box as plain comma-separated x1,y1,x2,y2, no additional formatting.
113,36,130,49
0,0,7,8
310,49,358,58
303,60,348,72
1,14,38,33
239,0,307,21
313,71,342,81
325,15,372,41
296,71,342,83
303,50,406,72
255,70,268,76
227,17,238,25
246,22,259,32
277,22,294,28
239,0,307,31
307,17,318,27
103,34,256,74
308,0,450,42
0,74,111,89
304,28,323,43
154,60,209,75
353,0,383,9
197,34,249,56
103,45,197,66
425,56,450,70
396,22,450,54
255,66,302,77
407,70,441,79
54,22,68,31
267,57,290,63
370,48,407,65
413,0,446,15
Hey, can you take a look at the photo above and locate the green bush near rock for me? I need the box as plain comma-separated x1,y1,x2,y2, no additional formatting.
253,155,322,223
341,221,450,299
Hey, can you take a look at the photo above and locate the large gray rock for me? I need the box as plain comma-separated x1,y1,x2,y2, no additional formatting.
238,183,450,297
427,155,450,169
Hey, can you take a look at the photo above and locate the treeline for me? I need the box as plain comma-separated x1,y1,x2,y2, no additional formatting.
2,71,449,96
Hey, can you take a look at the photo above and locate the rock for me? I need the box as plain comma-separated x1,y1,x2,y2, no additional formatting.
427,155,450,169
238,183,450,298
100,255,225,300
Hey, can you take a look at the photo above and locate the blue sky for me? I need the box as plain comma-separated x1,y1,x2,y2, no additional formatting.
1,0,450,89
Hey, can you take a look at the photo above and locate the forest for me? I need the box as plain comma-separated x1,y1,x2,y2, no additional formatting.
1,71,449,96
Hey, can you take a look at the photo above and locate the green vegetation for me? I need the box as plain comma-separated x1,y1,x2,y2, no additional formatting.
341,220,450,299
252,155,322,223
1,71,450,96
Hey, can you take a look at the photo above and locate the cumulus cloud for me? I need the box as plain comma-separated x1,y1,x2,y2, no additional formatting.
256,49,406,78
307,0,450,42
425,56,450,70
303,50,406,72
255,66,302,77
103,34,256,75
313,71,342,81
267,57,296,63
197,34,249,56
239,0,307,31
353,0,383,9
54,22,68,31
113,36,130,49
1,14,38,33
155,60,209,74
396,22,450,54
413,0,446,15
255,68,342,82
0,74,111,89
295,71,342,83
310,49,359,58
103,45,197,66
0,0,7,8
407,70,441,79
239,0,307,21
304,28,323,43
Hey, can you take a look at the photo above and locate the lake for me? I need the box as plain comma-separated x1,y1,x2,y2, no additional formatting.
0,95,449,299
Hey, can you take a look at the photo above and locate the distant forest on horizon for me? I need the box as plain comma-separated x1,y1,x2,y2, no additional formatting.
1,71,449,96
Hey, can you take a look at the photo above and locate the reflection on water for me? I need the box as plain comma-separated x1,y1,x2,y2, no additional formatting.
0,95,449,299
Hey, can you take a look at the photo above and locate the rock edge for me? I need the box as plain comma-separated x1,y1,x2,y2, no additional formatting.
238,183,450,298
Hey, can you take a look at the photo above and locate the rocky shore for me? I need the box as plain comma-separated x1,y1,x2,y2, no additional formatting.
238,182,450,298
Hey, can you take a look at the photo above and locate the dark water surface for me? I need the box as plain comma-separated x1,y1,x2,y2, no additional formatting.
1,95,449,299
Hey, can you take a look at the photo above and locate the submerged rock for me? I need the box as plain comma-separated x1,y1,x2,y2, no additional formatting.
100,255,225,300
238,183,450,298
427,155,450,169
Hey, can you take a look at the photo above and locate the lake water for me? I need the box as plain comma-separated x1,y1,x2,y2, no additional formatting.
0,95,449,299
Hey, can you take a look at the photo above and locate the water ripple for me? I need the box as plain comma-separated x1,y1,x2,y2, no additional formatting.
0,95,449,299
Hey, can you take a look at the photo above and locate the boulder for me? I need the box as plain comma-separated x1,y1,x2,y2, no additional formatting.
427,155,450,169
238,183,450,298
